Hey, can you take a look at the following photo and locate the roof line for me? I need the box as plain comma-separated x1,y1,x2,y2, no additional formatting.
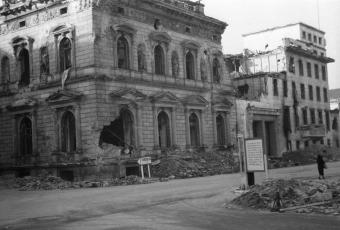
242,22,325,37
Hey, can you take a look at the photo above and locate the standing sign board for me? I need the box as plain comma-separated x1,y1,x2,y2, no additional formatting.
245,139,265,172
138,157,152,179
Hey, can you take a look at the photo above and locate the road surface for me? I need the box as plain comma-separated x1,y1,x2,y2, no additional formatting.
1,162,340,230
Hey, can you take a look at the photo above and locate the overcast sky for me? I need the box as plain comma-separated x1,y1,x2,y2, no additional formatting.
204,0,340,89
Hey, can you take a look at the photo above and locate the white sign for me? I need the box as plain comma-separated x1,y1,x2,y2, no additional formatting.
245,139,265,172
138,157,151,165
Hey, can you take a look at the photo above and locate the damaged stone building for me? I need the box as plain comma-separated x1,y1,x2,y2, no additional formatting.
226,23,334,156
0,0,236,180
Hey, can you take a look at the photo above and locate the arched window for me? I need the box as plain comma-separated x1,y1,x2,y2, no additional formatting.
59,37,72,72
61,111,76,152
216,115,226,146
137,44,146,72
189,113,200,147
117,36,129,69
158,111,171,148
186,51,195,80
19,117,32,156
1,56,10,84
212,58,221,83
154,45,165,75
40,47,50,75
121,109,135,146
18,48,30,86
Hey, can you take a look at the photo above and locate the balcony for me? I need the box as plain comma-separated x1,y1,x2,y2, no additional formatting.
298,124,326,139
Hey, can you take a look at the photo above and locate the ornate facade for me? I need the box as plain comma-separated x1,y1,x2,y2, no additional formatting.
0,0,236,179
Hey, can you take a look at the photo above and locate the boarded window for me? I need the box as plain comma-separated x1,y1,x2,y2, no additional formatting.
216,115,226,146
61,111,76,152
158,111,171,148
189,113,200,147
117,36,129,69
1,56,10,83
154,45,165,75
19,117,32,156
18,49,30,86
186,51,195,80
40,47,49,75
60,38,72,72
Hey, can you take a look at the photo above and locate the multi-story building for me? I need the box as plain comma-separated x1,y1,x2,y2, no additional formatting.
0,0,236,179
330,89,340,148
226,23,334,156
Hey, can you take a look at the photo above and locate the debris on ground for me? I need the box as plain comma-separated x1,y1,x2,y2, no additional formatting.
230,178,340,215
8,175,153,191
269,146,340,169
151,149,237,179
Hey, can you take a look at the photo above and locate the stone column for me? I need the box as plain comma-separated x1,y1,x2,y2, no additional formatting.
212,109,217,145
31,111,38,156
136,104,143,148
74,104,82,151
200,110,205,146
261,121,268,155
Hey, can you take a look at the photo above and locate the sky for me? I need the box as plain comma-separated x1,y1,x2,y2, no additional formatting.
204,0,340,89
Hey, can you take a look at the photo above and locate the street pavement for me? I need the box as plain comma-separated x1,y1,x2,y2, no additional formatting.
0,162,340,230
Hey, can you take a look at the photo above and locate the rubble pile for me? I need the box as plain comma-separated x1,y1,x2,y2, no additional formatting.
14,175,72,191
230,178,340,215
11,175,151,191
269,146,340,169
151,149,237,179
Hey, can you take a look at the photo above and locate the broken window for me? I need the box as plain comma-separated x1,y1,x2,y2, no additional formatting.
40,47,49,75
325,110,330,131
309,85,313,101
154,45,165,75
310,108,315,124
288,57,295,73
61,111,76,152
332,117,338,131
1,56,10,83
158,111,171,148
307,62,312,77
322,66,326,81
189,113,200,147
323,88,328,103
117,36,129,69
18,48,30,86
300,84,305,99
216,114,226,146
212,58,221,83
19,117,32,156
316,87,321,101
318,110,323,124
59,37,72,72
99,109,135,148
237,84,249,97
283,106,291,137
298,60,304,76
283,80,288,97
314,64,319,79
137,44,146,72
186,51,195,80
302,108,308,125
273,79,278,96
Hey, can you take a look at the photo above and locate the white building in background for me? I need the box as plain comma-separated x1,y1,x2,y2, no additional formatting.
227,22,335,156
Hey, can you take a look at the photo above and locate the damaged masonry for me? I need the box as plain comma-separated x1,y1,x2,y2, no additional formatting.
0,0,236,181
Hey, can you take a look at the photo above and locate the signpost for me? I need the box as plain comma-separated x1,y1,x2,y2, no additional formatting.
138,157,152,179
243,139,267,186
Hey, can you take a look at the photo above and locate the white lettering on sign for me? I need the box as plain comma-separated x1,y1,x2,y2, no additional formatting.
138,157,152,165
245,139,265,172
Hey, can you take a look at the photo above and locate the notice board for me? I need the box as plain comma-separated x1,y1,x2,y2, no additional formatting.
245,139,265,172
